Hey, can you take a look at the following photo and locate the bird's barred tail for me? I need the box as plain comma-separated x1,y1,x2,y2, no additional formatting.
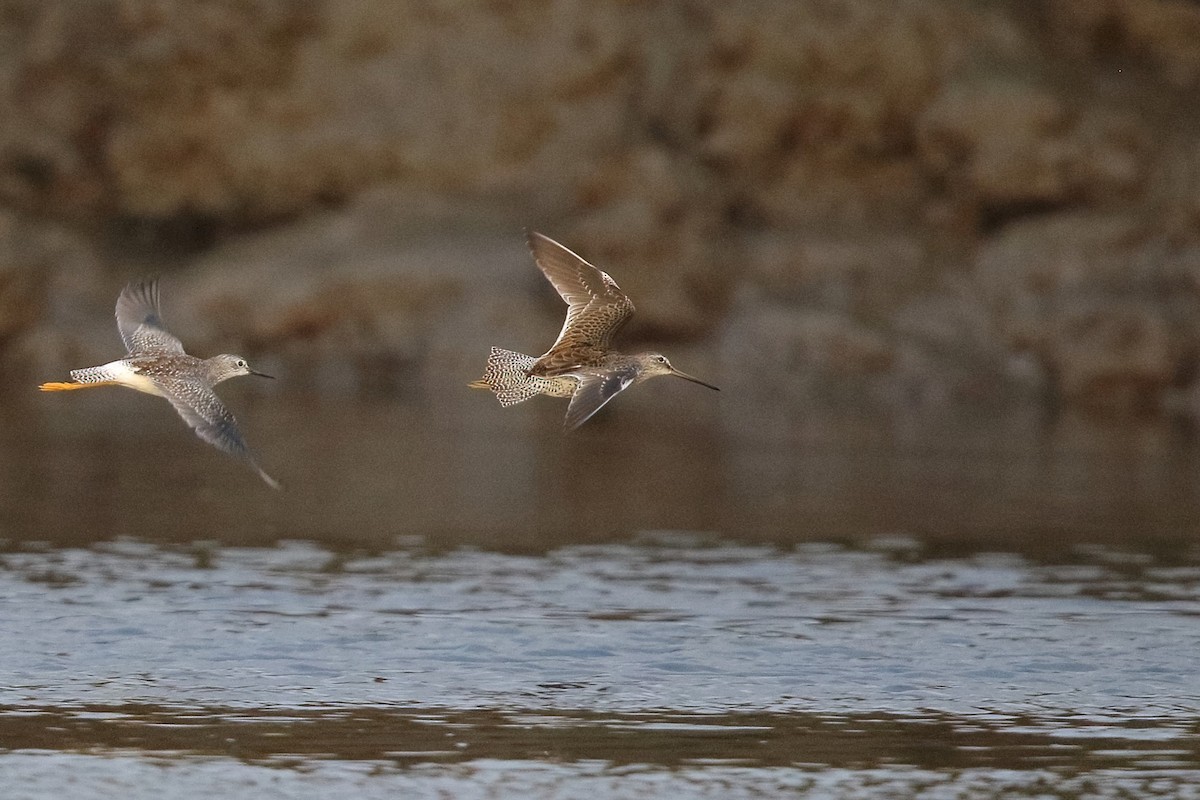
39,364,123,392
468,347,547,407
69,365,120,384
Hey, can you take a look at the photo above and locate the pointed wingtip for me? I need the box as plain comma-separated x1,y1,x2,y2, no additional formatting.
561,400,588,433
259,469,282,491
527,230,577,260
246,455,281,490
525,229,551,259
117,276,162,312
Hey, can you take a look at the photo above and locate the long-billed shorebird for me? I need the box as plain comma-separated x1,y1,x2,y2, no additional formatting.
39,279,280,488
470,231,719,430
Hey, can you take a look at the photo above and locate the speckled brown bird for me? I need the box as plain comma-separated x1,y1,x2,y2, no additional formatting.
38,279,280,488
470,231,718,430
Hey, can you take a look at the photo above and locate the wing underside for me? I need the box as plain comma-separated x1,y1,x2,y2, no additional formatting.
527,232,634,375
116,279,185,355
156,375,279,488
563,367,637,430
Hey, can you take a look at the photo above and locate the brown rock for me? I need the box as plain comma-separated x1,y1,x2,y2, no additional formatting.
743,229,931,319
916,83,1147,217
568,146,730,340
636,1,1009,230
0,0,641,225
1053,0,1200,86
719,288,894,403
973,212,1200,412
0,210,105,372
1050,300,1174,412
0,0,1198,421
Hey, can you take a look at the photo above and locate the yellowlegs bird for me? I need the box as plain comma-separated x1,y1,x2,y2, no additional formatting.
470,231,718,430
39,279,280,488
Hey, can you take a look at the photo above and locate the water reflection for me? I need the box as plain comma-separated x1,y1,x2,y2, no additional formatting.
5,389,1200,551
2,704,1195,771
3,391,1200,797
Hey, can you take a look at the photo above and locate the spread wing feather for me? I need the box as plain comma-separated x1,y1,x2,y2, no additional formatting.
155,375,280,489
563,367,637,431
116,279,185,355
527,232,634,376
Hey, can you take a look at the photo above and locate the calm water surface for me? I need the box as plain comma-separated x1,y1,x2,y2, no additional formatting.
1,387,1199,798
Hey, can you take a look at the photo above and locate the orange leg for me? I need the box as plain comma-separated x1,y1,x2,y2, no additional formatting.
38,380,120,392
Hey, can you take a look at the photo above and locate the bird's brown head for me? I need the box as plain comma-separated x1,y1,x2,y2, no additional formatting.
638,352,719,391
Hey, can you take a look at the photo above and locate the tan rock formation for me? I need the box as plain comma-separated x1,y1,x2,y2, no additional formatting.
3,0,1200,415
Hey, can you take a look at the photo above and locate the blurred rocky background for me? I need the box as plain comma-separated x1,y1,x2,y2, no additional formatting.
1,0,1199,418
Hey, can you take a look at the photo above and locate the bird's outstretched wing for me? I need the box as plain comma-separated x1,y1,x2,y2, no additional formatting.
563,367,638,431
528,232,634,375
155,375,280,489
116,279,185,355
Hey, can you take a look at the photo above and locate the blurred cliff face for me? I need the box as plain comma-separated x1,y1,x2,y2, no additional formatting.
0,0,1197,416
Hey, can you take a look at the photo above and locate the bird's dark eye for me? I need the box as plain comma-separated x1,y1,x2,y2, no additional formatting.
657,356,667,363
237,360,246,368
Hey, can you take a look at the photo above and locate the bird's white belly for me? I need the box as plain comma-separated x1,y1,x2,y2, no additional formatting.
105,360,166,397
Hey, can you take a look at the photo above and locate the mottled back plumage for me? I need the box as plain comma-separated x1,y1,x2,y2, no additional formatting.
116,279,184,355
526,231,635,377
470,233,719,430
40,279,279,488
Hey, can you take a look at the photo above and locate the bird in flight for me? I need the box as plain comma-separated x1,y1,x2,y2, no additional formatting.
39,279,280,488
471,232,718,430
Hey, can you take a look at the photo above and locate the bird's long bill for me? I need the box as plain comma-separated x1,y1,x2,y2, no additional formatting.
669,367,719,391
251,370,275,379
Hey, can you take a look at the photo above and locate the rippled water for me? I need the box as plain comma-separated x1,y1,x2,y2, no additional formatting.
2,389,1200,797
